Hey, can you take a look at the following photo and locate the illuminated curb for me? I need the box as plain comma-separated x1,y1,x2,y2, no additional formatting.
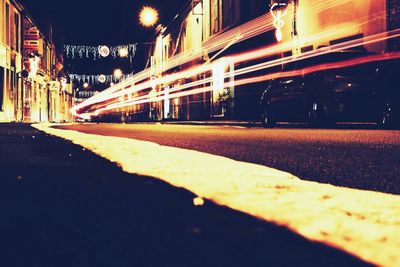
33,123,400,267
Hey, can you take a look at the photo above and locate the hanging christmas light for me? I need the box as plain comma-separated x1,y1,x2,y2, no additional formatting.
98,74,106,83
118,47,129,58
98,45,111,57
69,73,133,84
64,44,137,63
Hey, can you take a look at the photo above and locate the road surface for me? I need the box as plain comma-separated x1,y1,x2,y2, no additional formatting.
59,123,400,195
0,123,374,267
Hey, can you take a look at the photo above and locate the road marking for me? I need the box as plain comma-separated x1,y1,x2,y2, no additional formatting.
34,123,400,267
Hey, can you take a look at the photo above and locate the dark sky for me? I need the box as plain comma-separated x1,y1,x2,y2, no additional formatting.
20,0,187,43
20,0,187,84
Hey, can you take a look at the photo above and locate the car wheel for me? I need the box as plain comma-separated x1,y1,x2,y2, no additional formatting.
261,106,276,128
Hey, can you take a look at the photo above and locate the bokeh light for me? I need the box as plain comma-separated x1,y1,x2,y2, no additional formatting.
139,6,159,27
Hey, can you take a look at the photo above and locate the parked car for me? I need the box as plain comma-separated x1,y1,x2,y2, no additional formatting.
260,50,400,128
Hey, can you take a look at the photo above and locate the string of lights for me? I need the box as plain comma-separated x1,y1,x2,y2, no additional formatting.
69,73,134,84
64,44,137,63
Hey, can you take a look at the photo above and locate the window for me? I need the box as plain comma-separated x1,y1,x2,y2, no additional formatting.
14,12,20,52
222,0,234,29
210,0,220,34
5,2,10,46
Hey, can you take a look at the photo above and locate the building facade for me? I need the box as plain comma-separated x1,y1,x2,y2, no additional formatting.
0,0,23,122
0,0,74,123
93,0,399,122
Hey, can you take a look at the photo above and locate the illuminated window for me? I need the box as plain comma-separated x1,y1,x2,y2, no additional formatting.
210,0,220,34
5,2,10,46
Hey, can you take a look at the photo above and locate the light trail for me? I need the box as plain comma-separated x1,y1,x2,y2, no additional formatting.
74,25,364,115
72,0,355,114
84,24,400,117
74,2,397,119
91,50,400,115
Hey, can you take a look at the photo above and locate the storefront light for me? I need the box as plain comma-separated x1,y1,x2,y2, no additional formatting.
28,54,40,77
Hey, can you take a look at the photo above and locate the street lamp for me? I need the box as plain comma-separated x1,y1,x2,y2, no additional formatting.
139,6,159,27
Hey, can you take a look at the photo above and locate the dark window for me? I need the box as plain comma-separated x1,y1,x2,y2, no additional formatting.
14,13,20,52
222,0,234,29
330,34,366,52
5,3,10,46
301,45,313,53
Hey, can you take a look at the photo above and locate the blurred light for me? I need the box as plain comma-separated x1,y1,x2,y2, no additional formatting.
28,55,40,77
83,83,89,89
193,197,204,206
139,6,158,27
114,69,123,80
60,77,68,91
119,47,129,58
98,74,106,83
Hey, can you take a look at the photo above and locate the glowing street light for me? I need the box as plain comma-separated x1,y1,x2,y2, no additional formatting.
83,82,89,89
139,6,159,27
118,47,129,58
114,69,123,80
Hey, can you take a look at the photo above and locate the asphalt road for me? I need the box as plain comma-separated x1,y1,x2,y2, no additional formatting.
0,123,373,267
59,123,400,195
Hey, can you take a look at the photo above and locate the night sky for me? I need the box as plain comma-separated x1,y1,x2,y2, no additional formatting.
20,0,187,87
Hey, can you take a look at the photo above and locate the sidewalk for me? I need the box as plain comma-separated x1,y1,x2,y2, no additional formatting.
0,123,371,267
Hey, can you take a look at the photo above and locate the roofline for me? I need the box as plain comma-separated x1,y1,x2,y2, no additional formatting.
10,0,53,46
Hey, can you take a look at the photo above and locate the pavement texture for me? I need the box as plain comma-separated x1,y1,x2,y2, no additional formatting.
38,123,400,267
59,123,400,195
0,123,373,267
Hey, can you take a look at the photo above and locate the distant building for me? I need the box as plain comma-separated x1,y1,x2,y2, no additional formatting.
0,0,74,123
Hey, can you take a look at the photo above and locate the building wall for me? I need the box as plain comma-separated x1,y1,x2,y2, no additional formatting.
388,0,400,50
144,0,392,122
0,0,72,123
22,15,73,123
0,0,22,122
281,0,387,54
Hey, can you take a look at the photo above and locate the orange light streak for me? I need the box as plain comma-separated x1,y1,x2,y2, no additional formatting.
72,0,355,113
85,26,400,117
74,3,395,117
92,51,400,116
